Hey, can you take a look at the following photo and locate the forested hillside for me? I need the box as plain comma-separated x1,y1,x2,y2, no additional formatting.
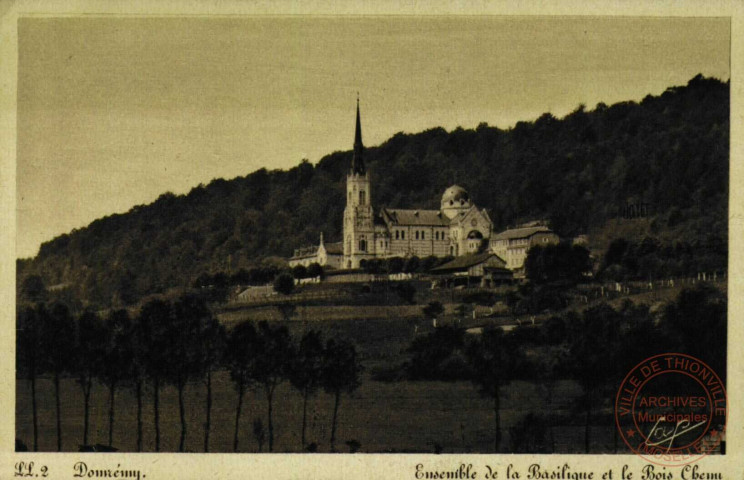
17,75,729,308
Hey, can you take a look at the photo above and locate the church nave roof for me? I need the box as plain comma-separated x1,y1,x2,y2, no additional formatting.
380,208,450,227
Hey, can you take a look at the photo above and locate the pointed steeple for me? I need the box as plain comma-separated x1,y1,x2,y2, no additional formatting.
351,95,365,174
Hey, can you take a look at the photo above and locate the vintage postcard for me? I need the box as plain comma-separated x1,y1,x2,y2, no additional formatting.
1,1,743,479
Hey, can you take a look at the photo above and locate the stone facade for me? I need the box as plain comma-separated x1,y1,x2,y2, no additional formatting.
490,224,560,276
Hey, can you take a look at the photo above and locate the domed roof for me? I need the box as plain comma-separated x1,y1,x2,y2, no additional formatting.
441,185,470,206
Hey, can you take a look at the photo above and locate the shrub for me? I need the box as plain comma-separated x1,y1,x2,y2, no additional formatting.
273,273,295,295
509,414,550,453
307,263,324,279
292,265,308,279
394,282,417,304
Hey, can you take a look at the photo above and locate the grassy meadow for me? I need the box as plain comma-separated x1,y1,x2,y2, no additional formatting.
18,372,619,453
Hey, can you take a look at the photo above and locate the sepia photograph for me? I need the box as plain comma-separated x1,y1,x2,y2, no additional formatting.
12,13,731,462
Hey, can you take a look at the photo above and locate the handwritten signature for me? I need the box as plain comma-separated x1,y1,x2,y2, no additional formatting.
645,417,706,452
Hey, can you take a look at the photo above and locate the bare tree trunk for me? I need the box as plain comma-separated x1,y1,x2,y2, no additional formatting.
493,386,501,453
153,378,160,452
547,382,555,453
204,369,212,453
178,382,187,452
301,387,308,449
613,411,618,453
31,374,38,452
82,376,92,446
233,382,244,452
54,372,62,452
584,402,591,454
136,380,143,452
550,424,556,453
267,387,274,452
108,382,116,446
330,391,340,452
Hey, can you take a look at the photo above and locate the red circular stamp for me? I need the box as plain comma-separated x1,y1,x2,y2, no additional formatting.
615,353,727,467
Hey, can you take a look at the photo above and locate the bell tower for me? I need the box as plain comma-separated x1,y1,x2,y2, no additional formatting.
343,97,375,269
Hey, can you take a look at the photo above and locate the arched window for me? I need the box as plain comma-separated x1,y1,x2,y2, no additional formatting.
402,231,405,240
395,230,399,240
415,231,419,240
359,239,367,252
422,231,425,240
359,190,366,205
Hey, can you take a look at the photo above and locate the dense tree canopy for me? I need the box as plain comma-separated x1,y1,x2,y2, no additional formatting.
18,75,729,308
524,243,591,284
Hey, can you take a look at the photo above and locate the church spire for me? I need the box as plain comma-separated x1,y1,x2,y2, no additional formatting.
351,95,365,174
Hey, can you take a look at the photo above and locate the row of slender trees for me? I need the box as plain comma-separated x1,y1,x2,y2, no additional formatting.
16,294,363,453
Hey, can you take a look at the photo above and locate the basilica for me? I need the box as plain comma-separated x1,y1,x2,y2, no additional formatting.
291,101,494,270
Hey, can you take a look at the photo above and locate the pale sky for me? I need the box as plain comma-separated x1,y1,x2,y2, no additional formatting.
17,16,730,258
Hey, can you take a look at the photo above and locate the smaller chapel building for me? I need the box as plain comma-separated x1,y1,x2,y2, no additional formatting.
288,233,344,269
